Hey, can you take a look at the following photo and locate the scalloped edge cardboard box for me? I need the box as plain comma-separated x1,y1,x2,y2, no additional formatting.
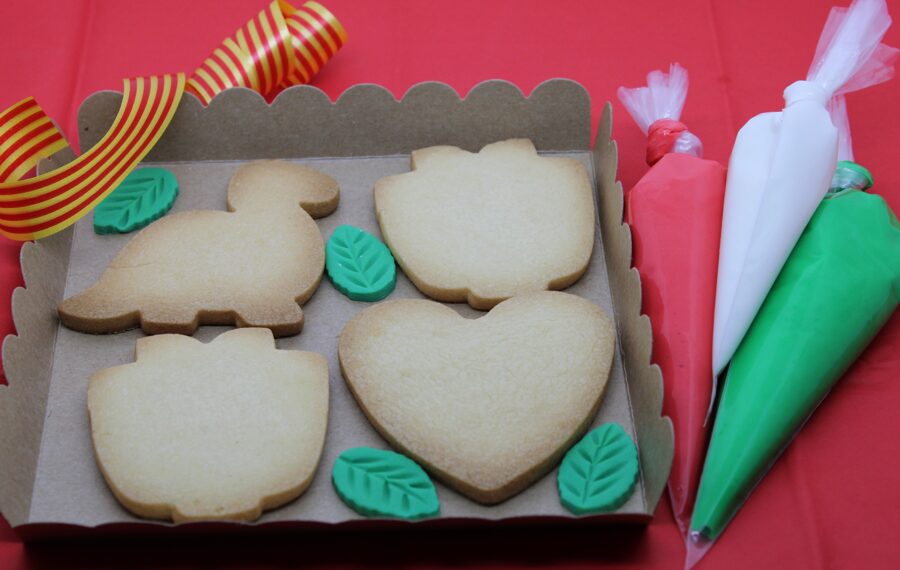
0,80,673,538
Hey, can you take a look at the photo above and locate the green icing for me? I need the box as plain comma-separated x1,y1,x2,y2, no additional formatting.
332,447,439,519
558,423,639,515
690,189,900,541
93,167,178,234
325,225,396,301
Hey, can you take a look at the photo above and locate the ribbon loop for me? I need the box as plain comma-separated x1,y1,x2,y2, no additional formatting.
0,1,344,241
0,98,68,183
186,0,346,104
0,75,185,241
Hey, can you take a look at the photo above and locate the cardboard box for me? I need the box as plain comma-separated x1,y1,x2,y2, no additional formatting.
0,79,673,537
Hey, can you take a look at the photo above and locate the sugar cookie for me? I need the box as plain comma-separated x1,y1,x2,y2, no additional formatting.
338,291,615,504
59,160,339,336
88,328,329,522
374,139,595,309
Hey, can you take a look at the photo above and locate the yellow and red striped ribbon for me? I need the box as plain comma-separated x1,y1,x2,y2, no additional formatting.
186,0,347,104
0,75,185,241
0,1,344,241
0,98,69,183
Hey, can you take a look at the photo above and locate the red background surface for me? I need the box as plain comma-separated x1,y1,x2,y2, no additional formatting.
1,0,898,568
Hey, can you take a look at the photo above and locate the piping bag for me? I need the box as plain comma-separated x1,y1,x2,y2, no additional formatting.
616,64,725,536
711,0,897,392
688,96,899,567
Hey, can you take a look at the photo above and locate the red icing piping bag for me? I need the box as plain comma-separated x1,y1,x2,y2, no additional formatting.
617,64,726,537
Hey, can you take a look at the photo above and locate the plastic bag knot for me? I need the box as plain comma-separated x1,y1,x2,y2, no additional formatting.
647,119,702,165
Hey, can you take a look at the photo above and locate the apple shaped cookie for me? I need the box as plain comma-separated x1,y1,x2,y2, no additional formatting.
338,291,616,504
374,139,595,310
88,328,329,522
59,160,340,337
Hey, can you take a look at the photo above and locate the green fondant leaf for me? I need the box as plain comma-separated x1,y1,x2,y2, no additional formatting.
94,167,178,234
557,423,639,515
332,447,439,519
325,225,396,302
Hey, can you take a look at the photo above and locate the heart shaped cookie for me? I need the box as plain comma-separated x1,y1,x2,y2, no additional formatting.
338,291,616,504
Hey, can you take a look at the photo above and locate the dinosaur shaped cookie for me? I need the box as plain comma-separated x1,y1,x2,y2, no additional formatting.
59,160,339,336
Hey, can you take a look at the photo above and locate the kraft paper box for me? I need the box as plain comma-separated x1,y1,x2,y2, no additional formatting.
0,80,673,538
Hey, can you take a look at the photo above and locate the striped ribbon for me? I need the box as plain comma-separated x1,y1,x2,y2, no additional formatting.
0,98,69,183
0,75,185,241
0,1,344,241
186,0,347,105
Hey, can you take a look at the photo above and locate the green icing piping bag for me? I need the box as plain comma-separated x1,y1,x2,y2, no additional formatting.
690,173,899,550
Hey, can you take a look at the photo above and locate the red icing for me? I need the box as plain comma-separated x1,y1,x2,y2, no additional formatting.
625,152,726,534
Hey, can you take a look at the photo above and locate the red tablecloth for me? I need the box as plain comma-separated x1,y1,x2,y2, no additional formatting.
1,1,898,568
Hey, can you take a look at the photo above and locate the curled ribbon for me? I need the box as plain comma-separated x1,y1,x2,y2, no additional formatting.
0,75,185,241
0,98,69,183
0,1,345,241
186,0,347,104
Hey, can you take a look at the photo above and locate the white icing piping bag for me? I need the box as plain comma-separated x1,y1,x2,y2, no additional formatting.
709,0,895,407
828,95,855,163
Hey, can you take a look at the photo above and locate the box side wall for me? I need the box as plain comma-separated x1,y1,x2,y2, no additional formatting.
77,80,591,161
0,150,77,526
592,104,673,514
14,511,654,540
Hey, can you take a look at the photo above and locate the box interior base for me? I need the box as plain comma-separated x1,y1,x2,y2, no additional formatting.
25,153,647,530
